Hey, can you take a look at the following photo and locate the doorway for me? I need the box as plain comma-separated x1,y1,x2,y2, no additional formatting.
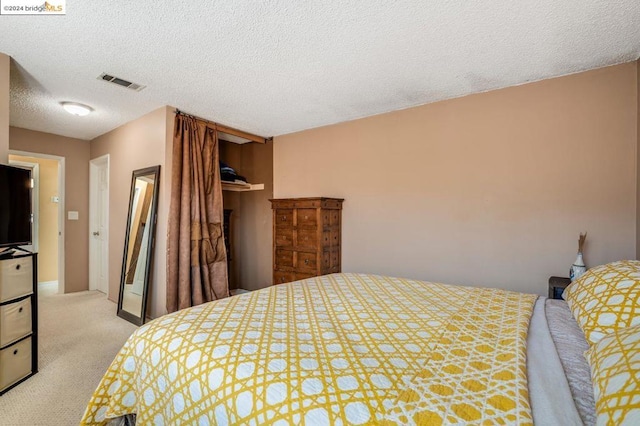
89,155,109,295
8,151,65,294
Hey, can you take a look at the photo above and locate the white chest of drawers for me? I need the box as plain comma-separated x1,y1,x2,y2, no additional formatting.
0,252,38,395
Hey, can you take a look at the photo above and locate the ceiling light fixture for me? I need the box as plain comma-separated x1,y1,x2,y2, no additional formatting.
60,101,93,116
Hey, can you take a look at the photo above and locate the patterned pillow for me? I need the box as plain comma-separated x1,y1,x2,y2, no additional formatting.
585,324,640,425
563,260,640,345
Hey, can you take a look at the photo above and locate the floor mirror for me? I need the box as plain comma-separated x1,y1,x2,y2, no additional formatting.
117,165,160,326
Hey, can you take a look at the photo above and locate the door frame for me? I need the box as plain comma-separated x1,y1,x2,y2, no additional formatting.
9,150,65,294
89,154,110,295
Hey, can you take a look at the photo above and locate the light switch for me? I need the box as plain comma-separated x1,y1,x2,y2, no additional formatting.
51,196,60,203
68,211,79,220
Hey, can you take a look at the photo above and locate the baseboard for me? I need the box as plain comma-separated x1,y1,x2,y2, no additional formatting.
38,281,58,287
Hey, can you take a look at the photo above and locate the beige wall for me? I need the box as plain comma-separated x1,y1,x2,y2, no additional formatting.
90,106,172,319
35,158,59,282
9,155,59,282
274,63,637,295
0,53,9,164
9,127,90,293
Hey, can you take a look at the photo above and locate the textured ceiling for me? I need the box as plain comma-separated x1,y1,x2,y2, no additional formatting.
1,0,639,141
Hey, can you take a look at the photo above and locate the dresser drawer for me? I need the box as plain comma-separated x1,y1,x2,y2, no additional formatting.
295,272,315,281
322,251,331,269
321,251,340,272
275,249,294,269
0,297,32,347
274,209,293,227
296,228,318,249
321,230,340,247
329,210,340,226
274,228,293,247
296,252,317,271
296,209,317,227
320,210,341,228
273,271,295,285
270,200,298,209
0,257,33,303
0,337,32,391
274,270,317,285
330,250,340,269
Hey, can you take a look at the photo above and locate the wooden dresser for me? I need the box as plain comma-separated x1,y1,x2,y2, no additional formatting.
270,197,344,285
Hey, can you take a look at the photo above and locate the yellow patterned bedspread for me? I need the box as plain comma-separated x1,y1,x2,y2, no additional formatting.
82,273,537,425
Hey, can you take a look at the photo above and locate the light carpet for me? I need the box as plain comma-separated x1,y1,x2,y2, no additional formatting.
0,283,137,425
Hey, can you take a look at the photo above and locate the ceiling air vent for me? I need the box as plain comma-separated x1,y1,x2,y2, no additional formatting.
98,73,145,92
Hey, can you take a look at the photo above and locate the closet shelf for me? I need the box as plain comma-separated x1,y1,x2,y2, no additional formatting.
222,181,265,192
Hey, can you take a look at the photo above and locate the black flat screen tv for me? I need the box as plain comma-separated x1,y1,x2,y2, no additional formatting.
0,164,32,248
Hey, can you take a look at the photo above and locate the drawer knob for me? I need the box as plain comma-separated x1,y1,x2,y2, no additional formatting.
19,307,23,313
16,264,21,270
281,277,285,282
13,349,18,355
304,259,309,265
304,216,308,219
281,216,286,221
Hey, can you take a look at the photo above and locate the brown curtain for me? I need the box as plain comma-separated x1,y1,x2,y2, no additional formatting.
167,113,229,313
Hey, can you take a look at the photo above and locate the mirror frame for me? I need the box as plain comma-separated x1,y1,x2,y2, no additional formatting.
117,165,161,326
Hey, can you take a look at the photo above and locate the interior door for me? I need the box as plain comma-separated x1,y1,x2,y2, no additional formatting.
90,156,109,294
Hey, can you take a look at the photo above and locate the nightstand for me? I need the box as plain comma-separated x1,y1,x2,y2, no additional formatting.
549,276,571,300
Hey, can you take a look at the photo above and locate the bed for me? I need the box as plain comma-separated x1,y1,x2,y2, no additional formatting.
80,272,600,425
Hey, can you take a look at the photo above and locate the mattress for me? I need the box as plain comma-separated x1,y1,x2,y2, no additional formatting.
81,273,595,425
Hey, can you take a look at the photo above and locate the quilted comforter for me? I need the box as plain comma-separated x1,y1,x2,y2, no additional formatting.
82,273,537,425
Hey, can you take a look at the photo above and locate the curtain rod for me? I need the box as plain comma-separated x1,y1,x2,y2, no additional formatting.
174,109,270,144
